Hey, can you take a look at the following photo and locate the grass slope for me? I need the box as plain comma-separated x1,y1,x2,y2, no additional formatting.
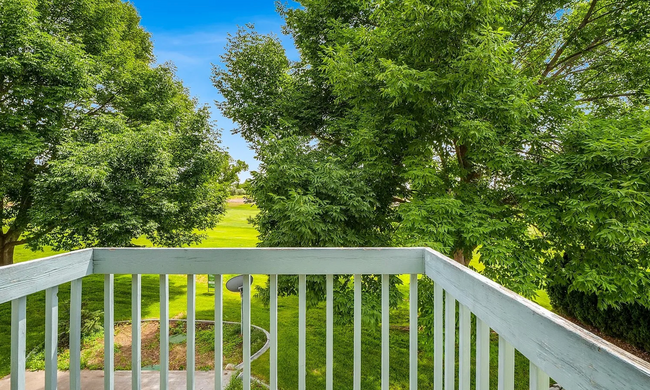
1,200,548,389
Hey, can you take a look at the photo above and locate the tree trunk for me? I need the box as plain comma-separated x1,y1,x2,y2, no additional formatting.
1,240,15,266
453,248,469,266
1,246,14,266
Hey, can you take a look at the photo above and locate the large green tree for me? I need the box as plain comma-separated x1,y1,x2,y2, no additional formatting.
0,0,243,265
214,0,650,308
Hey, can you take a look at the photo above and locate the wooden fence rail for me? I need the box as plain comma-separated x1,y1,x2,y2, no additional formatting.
1,247,648,390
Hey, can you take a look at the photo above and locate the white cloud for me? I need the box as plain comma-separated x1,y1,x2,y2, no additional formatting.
154,50,205,65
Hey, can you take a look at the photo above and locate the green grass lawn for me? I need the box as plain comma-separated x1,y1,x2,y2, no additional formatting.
1,200,550,389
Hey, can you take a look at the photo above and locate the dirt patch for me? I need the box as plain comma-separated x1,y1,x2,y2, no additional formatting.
82,320,267,371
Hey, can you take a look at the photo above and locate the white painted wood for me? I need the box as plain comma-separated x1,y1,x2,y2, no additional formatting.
3,246,647,390
11,296,26,390
187,274,196,390
476,318,490,390
498,336,515,390
381,274,389,390
0,249,93,305
132,274,141,390
298,274,306,390
160,275,169,390
92,248,424,275
530,362,550,390
242,274,251,390
104,275,114,390
459,303,470,390
45,287,58,390
354,274,361,390
326,274,333,390
269,275,278,390
444,292,455,390
434,282,443,390
70,278,82,390
409,274,418,390
214,275,223,390
424,248,650,390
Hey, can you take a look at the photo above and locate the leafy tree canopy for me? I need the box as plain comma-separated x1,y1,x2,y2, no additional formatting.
213,0,650,309
0,0,244,265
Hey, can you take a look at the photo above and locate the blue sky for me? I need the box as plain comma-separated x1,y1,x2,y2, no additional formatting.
131,0,300,180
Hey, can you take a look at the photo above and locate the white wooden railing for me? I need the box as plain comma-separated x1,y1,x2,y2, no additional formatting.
1,247,649,390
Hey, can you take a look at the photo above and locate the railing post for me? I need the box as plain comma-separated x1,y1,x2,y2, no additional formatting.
381,274,389,390
104,275,114,390
530,362,550,390
242,274,251,390
326,274,333,390
459,303,470,390
215,274,223,390
160,275,169,390
498,336,515,390
444,292,455,390
45,287,58,390
434,282,443,390
270,275,278,390
187,274,196,390
409,274,418,390
132,274,141,390
11,296,26,390
70,278,82,390
476,318,490,390
298,274,306,390
353,274,362,390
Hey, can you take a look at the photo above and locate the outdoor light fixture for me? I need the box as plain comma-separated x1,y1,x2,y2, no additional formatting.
226,274,254,333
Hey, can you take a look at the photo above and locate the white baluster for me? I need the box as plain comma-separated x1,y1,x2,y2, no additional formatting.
104,275,114,390
381,274,390,390
160,275,169,390
45,287,58,390
410,274,418,390
70,278,82,390
132,274,141,390
11,296,26,390
187,274,196,390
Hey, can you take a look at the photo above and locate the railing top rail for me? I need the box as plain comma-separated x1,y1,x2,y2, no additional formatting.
92,247,425,275
424,248,650,390
0,249,93,305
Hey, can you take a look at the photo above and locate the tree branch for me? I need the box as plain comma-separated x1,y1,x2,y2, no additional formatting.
311,132,343,147
513,2,543,41
85,94,116,117
587,5,626,24
4,239,27,248
540,0,599,79
551,36,615,72
576,92,641,102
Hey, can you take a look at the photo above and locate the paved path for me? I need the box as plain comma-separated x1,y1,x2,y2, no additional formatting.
0,370,236,390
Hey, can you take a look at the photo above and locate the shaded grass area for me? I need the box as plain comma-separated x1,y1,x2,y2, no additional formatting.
2,200,551,388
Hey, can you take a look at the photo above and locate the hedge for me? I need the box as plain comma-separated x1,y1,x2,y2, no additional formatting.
547,279,650,353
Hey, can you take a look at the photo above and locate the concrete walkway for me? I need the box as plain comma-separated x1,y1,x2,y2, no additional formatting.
0,369,236,390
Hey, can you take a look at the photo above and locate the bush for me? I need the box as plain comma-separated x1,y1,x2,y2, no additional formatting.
547,274,650,353
57,300,103,350
229,187,247,196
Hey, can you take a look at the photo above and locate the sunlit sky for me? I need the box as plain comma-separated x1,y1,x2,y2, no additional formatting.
131,0,301,180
